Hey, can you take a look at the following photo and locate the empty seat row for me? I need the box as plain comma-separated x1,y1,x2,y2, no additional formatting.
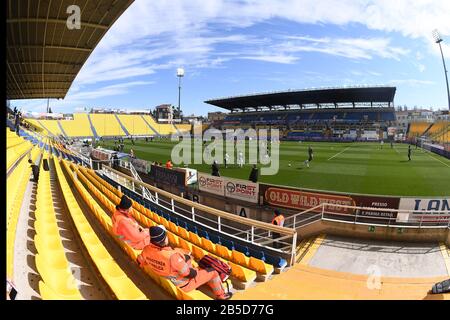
34,153,83,300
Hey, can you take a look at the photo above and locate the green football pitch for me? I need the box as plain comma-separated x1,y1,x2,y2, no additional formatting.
97,138,450,197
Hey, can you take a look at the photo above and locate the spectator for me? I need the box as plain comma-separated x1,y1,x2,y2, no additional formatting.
271,209,285,249
130,148,135,159
211,160,220,177
14,112,21,136
249,164,259,183
28,158,40,182
166,160,173,169
137,225,232,300
112,195,150,250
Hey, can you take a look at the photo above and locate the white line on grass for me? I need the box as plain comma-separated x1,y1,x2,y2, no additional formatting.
423,151,450,168
327,146,351,161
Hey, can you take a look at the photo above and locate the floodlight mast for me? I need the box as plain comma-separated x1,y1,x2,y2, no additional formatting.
177,67,185,113
433,29,450,110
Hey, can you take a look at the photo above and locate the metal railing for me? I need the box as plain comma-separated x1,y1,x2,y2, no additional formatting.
101,165,298,265
119,159,154,202
283,202,450,230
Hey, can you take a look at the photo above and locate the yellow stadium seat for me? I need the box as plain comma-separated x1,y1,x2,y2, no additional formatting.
177,226,189,239
228,261,257,283
167,232,180,247
231,250,250,267
201,238,216,254
38,281,82,300
249,257,274,275
215,244,232,260
191,245,207,260
168,221,178,234
188,231,203,247
178,237,193,252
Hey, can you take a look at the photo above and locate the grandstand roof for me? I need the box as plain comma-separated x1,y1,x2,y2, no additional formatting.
205,86,396,112
7,0,134,100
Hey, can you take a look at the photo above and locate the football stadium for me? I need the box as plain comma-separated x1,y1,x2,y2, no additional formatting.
6,0,450,302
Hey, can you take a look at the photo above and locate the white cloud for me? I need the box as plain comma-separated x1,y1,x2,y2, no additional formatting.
279,36,409,60
240,54,299,64
388,79,435,86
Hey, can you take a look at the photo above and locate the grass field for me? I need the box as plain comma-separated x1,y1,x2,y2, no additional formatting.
97,138,450,196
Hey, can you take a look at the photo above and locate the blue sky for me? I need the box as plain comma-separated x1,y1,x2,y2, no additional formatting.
11,0,450,116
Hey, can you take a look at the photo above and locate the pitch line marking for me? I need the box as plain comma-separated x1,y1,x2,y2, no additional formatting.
424,151,450,168
327,146,351,161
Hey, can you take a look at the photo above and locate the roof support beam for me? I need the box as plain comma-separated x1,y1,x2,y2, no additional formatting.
7,18,109,30
8,45,92,53
8,62,81,66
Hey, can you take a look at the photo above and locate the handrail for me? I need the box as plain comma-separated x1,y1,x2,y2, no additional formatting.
101,165,298,264
103,165,295,236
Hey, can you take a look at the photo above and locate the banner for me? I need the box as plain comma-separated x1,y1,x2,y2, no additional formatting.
260,184,355,214
351,195,400,219
130,158,149,174
224,177,259,203
149,165,186,187
91,148,111,161
398,197,450,222
198,173,225,196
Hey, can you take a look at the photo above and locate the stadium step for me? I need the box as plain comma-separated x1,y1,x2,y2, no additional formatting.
140,115,159,136
114,114,130,136
295,234,325,264
86,114,99,139
57,120,68,138
37,120,53,136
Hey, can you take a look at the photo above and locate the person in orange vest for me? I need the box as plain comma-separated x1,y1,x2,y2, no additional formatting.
112,195,150,250
165,160,173,169
271,209,285,249
137,225,232,300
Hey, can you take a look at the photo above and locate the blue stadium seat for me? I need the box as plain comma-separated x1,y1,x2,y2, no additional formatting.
208,233,221,245
198,229,209,240
264,254,288,268
234,243,250,256
221,238,234,251
248,247,265,260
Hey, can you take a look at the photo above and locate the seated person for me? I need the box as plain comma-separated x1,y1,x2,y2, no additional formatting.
137,225,232,300
112,195,150,250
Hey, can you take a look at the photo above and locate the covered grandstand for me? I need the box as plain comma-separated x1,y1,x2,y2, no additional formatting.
205,86,397,141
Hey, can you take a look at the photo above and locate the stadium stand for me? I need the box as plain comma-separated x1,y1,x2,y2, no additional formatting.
89,114,126,137
59,114,94,137
174,124,192,133
408,122,432,138
117,114,152,136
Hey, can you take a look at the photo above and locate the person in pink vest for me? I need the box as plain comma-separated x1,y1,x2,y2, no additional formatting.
112,195,150,250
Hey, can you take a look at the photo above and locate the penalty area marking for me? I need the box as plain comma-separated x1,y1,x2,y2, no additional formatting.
327,146,351,161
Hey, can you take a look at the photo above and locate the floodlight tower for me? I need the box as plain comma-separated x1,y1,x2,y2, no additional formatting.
177,67,185,113
432,29,450,110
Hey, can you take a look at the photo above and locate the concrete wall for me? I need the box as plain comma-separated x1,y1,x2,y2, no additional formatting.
296,220,449,243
